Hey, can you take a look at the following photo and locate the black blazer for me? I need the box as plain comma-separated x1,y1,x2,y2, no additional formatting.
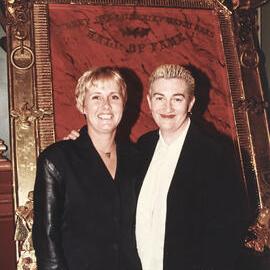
136,122,248,270
33,126,142,270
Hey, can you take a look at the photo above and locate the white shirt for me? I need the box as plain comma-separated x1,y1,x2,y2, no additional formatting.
136,119,190,270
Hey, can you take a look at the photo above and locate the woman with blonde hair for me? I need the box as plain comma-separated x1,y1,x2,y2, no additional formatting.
33,66,142,270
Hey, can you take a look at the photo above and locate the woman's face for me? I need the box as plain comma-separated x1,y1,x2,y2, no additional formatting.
147,78,195,137
83,79,125,135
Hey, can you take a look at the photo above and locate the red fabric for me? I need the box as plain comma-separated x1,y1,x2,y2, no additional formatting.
49,4,236,141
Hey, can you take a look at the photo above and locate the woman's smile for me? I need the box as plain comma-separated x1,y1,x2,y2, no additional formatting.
98,113,113,120
160,114,176,119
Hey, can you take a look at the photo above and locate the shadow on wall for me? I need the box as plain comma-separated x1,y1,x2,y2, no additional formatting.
116,67,143,143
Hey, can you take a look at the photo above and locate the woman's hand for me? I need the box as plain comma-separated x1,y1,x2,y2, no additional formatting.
63,130,80,140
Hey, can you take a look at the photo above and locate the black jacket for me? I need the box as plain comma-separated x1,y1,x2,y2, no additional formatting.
32,126,142,270
136,122,248,270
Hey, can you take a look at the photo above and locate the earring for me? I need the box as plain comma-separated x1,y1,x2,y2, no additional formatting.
187,111,192,117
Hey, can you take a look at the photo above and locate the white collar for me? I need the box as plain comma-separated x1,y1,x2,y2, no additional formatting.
158,118,191,148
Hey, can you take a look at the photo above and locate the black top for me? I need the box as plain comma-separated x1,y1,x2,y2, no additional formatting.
136,122,248,270
33,126,142,270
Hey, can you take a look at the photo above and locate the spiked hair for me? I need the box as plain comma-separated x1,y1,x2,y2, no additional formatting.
149,64,195,95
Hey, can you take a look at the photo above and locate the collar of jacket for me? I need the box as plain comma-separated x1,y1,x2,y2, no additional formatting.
74,125,136,161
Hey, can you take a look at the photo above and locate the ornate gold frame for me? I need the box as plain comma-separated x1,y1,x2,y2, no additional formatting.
5,0,270,261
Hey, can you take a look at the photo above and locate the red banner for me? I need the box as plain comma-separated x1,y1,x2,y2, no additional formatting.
49,4,236,141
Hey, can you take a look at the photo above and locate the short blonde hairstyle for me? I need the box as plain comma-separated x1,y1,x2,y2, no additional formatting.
75,66,127,113
149,64,195,95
